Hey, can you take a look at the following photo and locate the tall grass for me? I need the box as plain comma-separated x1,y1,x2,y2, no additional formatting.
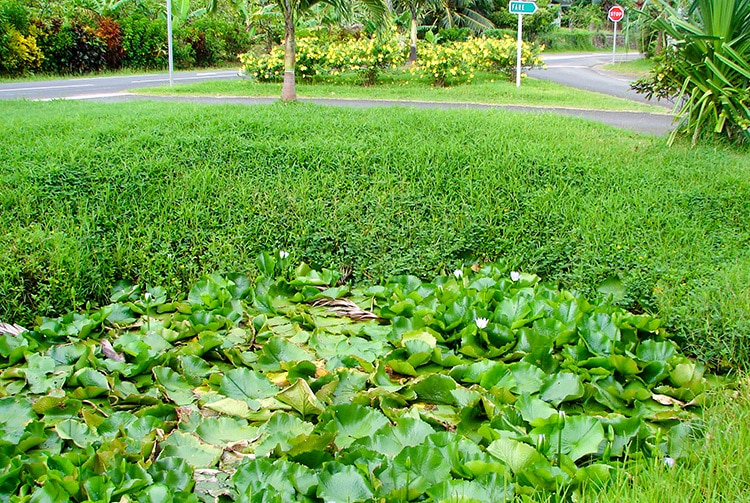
593,378,750,502
0,99,748,369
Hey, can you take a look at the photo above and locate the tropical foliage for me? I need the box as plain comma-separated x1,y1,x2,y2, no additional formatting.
241,30,406,85
0,256,712,501
0,0,255,76
240,32,542,85
274,0,388,101
632,0,750,145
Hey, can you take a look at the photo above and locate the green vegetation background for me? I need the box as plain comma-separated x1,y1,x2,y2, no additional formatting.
1,100,748,370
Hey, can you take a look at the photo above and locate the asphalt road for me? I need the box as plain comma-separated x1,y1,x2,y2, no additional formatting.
0,69,239,100
0,54,675,136
529,52,670,108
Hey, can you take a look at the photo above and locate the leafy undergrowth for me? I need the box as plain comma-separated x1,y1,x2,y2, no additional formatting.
0,255,712,502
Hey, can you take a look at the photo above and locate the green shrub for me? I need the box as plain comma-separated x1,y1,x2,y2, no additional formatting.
437,26,471,42
534,29,605,51
562,2,604,30
0,0,42,76
484,28,517,39
0,0,28,33
180,17,227,67
35,17,106,74
120,15,166,69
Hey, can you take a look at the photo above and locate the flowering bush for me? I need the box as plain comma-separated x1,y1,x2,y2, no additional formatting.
239,46,284,81
464,36,544,78
240,37,328,82
412,41,473,86
240,32,544,86
326,34,406,86
241,32,406,85
413,37,543,86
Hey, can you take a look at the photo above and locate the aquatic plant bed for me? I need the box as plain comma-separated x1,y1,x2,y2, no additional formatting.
0,258,710,501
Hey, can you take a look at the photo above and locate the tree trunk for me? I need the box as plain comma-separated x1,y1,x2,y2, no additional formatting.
281,0,296,101
409,9,418,65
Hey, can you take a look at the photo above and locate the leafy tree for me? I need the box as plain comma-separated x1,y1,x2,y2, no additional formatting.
488,0,557,38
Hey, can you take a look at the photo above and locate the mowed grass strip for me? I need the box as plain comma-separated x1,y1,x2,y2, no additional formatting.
134,71,669,113
0,99,748,368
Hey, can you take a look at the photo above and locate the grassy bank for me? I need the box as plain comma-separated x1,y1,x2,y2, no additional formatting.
601,58,655,78
0,99,748,369
134,72,669,113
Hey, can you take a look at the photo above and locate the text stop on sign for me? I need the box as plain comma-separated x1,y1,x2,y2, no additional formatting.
608,5,624,22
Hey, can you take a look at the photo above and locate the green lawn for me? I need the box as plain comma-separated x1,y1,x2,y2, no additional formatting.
1,98,749,501
133,71,669,113
1,99,747,369
601,58,655,78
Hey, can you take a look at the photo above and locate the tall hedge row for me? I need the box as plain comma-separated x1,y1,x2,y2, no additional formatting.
0,0,252,76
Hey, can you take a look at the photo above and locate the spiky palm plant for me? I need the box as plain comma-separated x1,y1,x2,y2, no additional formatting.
655,0,750,144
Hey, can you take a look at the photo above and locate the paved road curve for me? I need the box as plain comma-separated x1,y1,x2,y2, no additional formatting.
0,69,239,100
530,52,671,108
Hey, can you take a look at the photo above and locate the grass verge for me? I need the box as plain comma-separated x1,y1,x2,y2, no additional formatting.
133,71,668,113
0,99,748,369
601,58,655,78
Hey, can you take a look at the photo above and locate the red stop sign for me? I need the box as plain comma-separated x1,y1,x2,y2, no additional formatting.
608,5,625,22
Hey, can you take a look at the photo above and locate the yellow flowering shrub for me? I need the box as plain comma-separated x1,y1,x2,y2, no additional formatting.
239,46,284,81
463,36,544,77
239,37,328,82
326,32,406,85
0,28,43,76
241,31,406,85
413,37,543,86
412,42,473,86
239,32,544,86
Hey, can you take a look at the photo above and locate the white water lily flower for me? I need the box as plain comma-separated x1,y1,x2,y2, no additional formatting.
279,250,289,259
510,271,521,281
144,292,153,302
664,457,676,468
453,269,463,279
475,317,489,329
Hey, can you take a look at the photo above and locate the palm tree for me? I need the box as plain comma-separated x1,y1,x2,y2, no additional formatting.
430,0,494,32
394,0,492,65
394,0,435,64
278,0,387,100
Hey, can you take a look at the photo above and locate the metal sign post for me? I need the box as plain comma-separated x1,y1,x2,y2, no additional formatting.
167,0,174,86
509,1,538,88
608,5,625,65
516,13,523,88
